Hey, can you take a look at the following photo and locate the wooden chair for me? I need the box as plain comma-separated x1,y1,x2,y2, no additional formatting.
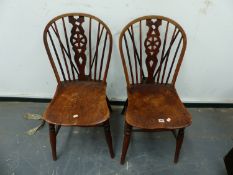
119,16,192,164
43,13,114,160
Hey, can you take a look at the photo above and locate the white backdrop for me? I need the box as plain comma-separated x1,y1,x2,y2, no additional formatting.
0,0,233,103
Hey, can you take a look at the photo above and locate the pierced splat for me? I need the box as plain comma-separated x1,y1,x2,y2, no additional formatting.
44,13,112,83
68,16,87,80
120,16,186,86
144,19,162,82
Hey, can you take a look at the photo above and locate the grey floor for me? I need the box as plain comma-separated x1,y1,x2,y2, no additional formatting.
0,102,232,175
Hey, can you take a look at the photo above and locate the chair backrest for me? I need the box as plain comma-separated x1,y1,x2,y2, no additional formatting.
119,16,187,86
43,13,113,83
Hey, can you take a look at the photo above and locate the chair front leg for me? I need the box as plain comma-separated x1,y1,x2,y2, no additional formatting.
103,120,114,158
174,128,185,163
120,122,132,165
49,124,57,160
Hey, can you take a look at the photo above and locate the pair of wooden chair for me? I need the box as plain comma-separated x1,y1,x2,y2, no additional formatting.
43,13,192,164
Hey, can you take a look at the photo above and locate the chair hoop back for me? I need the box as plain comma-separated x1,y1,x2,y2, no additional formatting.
119,15,187,86
44,13,113,83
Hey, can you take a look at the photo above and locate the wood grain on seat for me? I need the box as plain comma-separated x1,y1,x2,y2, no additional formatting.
43,81,109,126
126,84,191,130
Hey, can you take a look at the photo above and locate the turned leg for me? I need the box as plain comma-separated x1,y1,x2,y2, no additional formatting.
49,124,57,160
174,128,185,163
121,99,128,114
120,122,132,164
104,120,114,158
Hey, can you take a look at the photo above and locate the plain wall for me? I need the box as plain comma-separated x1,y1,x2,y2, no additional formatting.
0,0,233,103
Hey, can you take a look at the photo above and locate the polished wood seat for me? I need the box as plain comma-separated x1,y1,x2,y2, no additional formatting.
43,81,109,126
126,84,191,130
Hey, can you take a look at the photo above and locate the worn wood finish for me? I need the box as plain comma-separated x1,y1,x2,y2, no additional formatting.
126,84,191,129
43,13,114,160
44,81,109,126
119,16,191,164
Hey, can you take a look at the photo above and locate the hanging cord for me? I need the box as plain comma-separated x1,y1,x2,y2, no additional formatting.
24,113,45,135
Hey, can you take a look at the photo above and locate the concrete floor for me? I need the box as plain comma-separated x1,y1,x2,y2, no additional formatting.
0,102,232,175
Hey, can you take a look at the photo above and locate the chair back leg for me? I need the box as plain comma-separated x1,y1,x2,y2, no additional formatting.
104,120,115,158
49,124,57,160
121,99,128,114
174,128,185,163
120,122,132,164
106,97,112,112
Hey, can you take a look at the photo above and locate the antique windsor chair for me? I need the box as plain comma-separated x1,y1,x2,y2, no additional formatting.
119,16,192,164
43,13,114,160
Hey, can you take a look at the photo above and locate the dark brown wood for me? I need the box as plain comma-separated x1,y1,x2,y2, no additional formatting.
119,16,191,164
121,99,128,114
154,29,180,82
224,147,233,175
106,96,112,112
62,17,74,80
119,16,187,86
49,124,57,160
103,120,115,158
123,34,134,84
43,13,113,160
68,16,87,80
52,22,71,81
130,26,138,83
161,27,177,83
120,122,132,164
89,18,92,79
48,30,66,81
99,32,108,80
139,20,142,82
44,13,113,83
174,128,184,163
94,23,101,80
171,129,177,138
166,36,182,84
127,28,146,82
55,125,61,135
132,128,174,132
144,19,162,83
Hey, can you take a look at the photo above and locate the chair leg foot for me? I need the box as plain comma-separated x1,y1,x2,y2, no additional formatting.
120,122,132,165
121,99,128,114
104,120,114,158
49,124,57,161
174,128,185,163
